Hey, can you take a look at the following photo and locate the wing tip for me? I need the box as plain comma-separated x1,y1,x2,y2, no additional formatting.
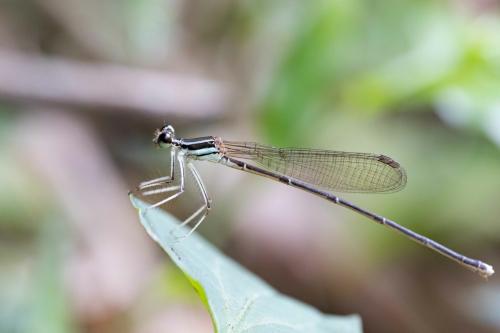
376,154,407,193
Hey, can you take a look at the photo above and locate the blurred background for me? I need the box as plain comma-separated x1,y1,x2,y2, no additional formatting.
1,0,500,332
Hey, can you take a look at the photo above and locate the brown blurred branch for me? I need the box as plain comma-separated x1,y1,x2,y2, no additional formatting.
0,50,228,118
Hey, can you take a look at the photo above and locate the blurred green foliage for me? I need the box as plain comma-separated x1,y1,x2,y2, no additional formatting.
259,0,500,146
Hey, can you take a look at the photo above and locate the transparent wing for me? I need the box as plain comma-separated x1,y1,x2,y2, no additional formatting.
223,141,407,193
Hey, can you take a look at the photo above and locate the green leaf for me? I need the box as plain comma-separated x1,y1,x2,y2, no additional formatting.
130,195,362,333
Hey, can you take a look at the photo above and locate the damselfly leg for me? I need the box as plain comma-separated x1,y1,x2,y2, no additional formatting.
140,185,181,197
170,162,211,240
137,148,211,240
138,149,176,190
143,151,186,210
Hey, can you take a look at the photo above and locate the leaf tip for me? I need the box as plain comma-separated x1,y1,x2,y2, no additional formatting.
129,192,142,212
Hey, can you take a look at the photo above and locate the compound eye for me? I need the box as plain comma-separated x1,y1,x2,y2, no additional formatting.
162,132,172,144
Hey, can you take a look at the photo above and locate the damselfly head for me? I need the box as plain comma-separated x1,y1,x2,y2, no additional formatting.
153,124,175,147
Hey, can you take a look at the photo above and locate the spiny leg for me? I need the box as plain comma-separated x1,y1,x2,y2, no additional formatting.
171,162,211,240
139,176,171,190
141,185,180,197
145,153,185,211
138,149,176,190
175,204,206,229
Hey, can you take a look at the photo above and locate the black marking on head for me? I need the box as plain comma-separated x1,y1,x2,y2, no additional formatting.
153,124,175,146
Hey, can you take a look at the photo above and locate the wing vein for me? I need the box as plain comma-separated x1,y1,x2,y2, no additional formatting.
223,141,407,193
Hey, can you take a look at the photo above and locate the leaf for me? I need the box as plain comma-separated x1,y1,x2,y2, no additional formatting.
130,195,362,333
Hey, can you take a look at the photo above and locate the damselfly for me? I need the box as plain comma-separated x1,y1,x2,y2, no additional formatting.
136,124,494,278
